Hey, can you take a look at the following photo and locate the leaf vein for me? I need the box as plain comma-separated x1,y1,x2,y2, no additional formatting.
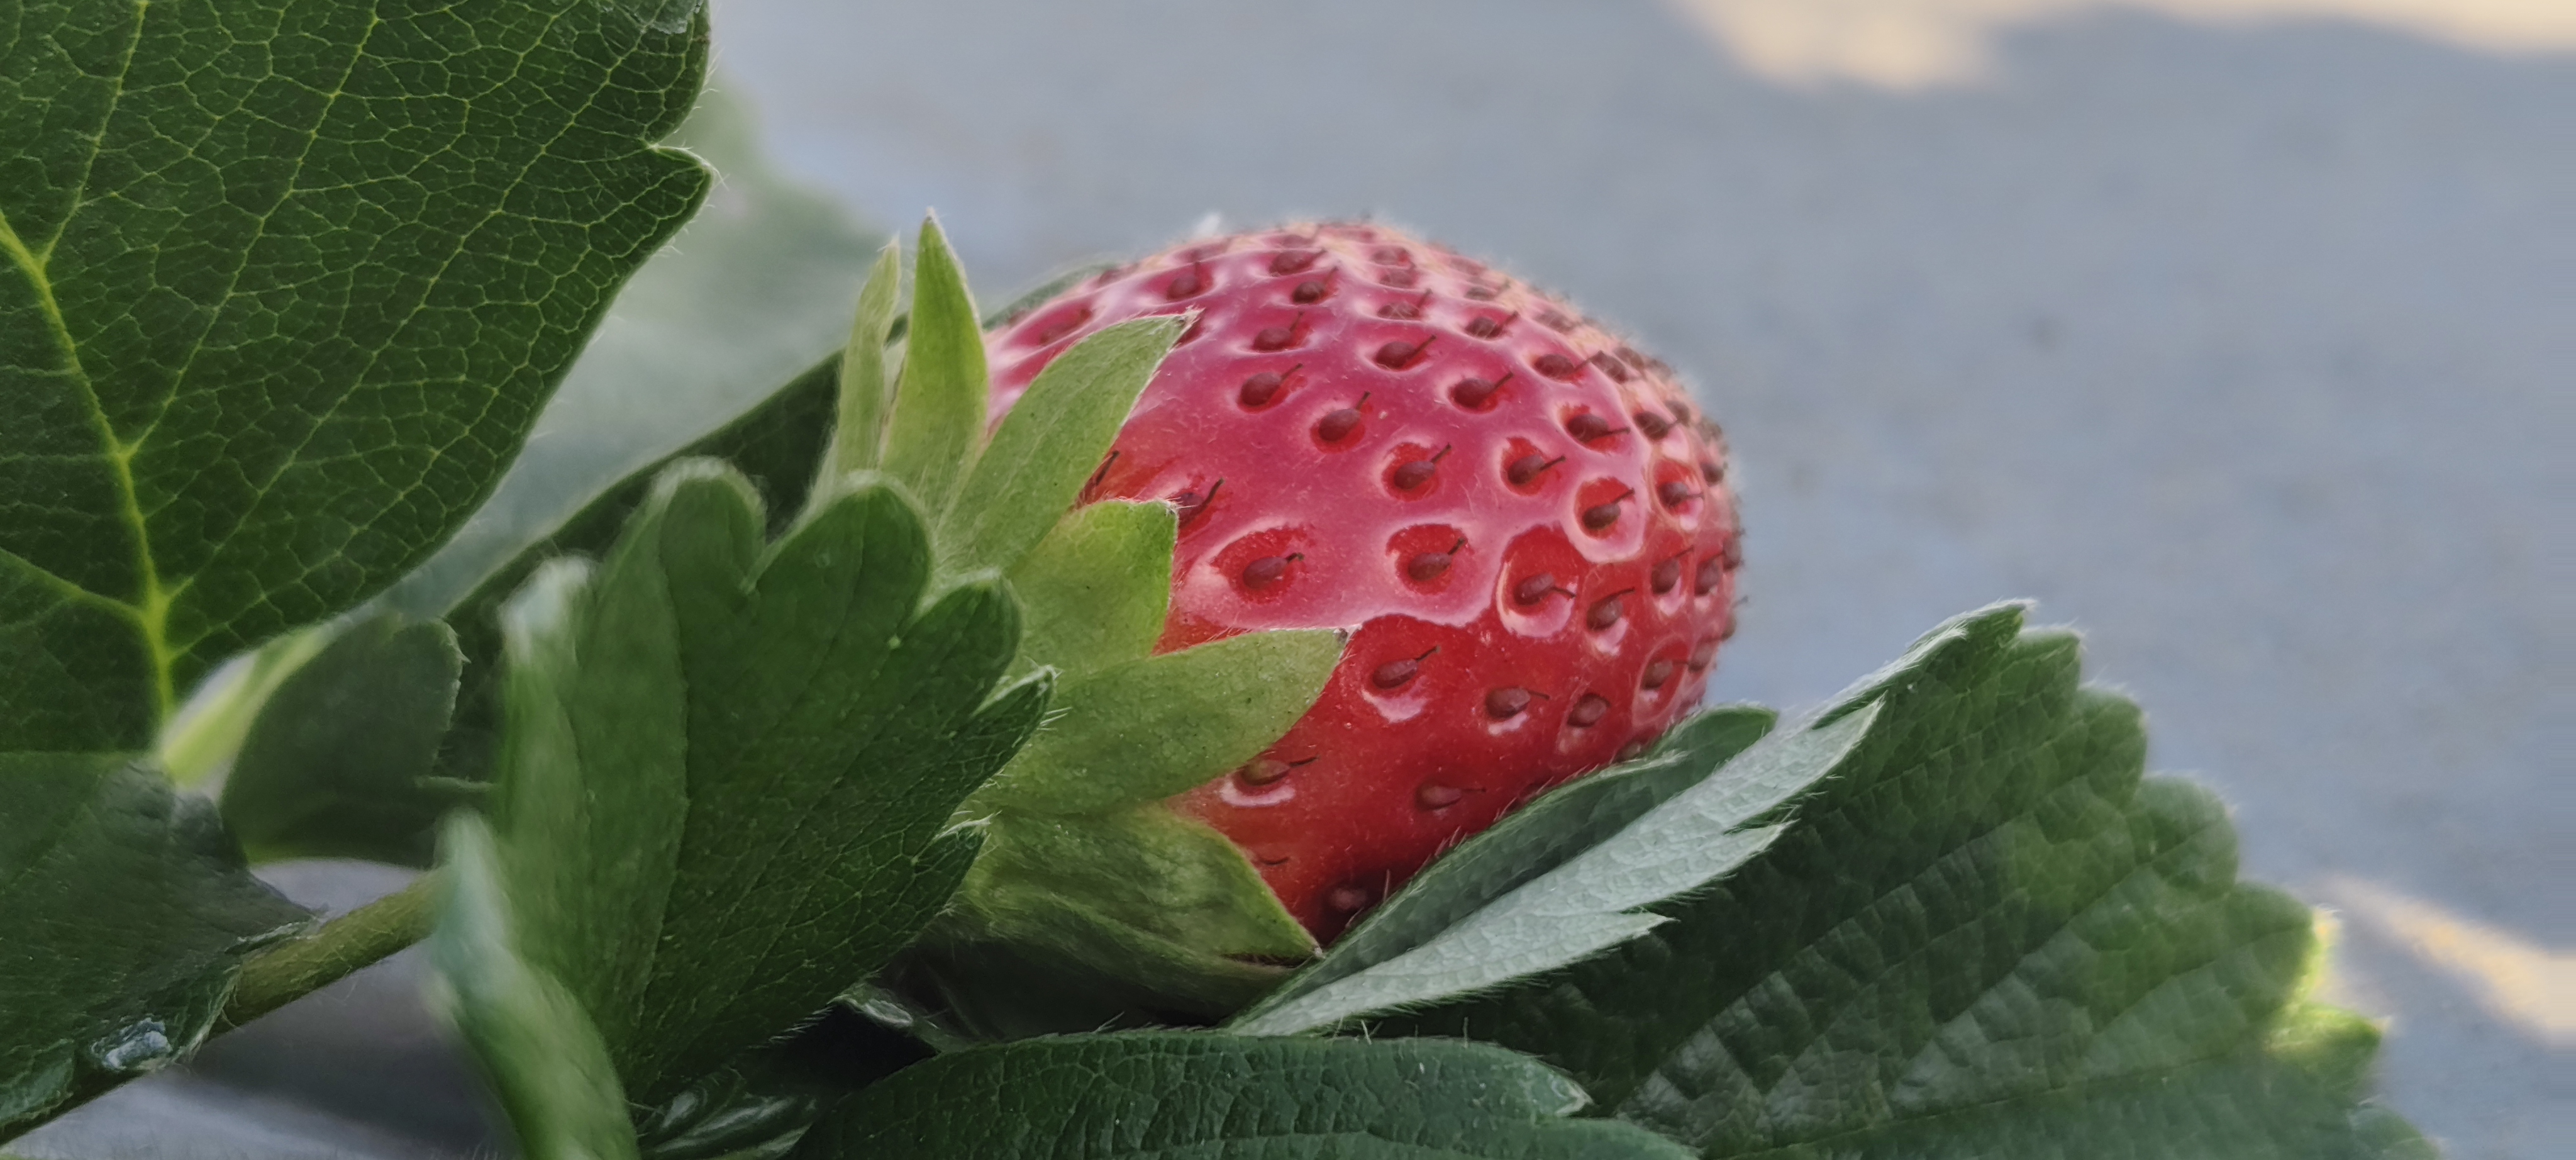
0,546,143,622
37,0,147,264
160,11,669,655
131,5,389,455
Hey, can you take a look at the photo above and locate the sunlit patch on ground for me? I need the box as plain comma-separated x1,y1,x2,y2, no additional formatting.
1663,0,2576,87
2319,876,2575,1046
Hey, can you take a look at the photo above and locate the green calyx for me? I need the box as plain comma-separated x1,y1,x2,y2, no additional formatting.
824,219,1341,1023
937,808,1314,1022
972,630,1345,817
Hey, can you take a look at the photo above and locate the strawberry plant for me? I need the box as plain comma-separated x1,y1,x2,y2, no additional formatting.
1,2,2429,1157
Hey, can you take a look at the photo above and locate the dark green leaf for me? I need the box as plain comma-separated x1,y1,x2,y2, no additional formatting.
1689,1005,2428,1160
487,460,1045,1103
631,484,1044,1098
216,615,467,865
0,754,309,1137
391,77,884,783
486,543,691,1074
974,628,1343,815
432,356,841,782
429,813,640,1160
938,317,1184,574
1374,603,2423,1159
878,216,989,509
425,232,1094,784
386,79,882,622
791,1032,1693,1160
0,0,712,749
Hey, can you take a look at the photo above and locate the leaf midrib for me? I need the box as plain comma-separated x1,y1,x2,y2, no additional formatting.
0,198,169,713
136,3,401,658
0,0,389,721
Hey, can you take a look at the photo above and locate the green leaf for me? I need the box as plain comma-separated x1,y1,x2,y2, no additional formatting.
433,357,841,782
0,0,712,750
425,238,1091,784
428,813,640,1160
789,1032,1694,1160
938,317,1184,574
877,216,989,510
1005,500,1175,679
487,460,1045,1103
216,615,468,866
975,628,1343,815
1255,708,1775,1020
1372,603,2424,1159
387,77,883,785
0,754,310,1137
484,545,690,1081
819,242,904,486
414,251,1119,649
1236,705,1868,1037
382,79,882,623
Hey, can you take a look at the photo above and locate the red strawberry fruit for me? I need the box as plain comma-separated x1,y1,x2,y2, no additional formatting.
984,223,1741,943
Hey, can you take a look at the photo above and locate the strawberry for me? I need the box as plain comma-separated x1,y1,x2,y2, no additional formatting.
984,223,1741,942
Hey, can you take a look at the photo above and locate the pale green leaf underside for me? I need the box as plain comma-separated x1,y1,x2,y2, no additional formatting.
1370,603,2423,1160
0,754,311,1138
429,814,640,1160
792,1032,1693,1160
0,0,712,750
1236,706,1870,1037
488,460,1043,1103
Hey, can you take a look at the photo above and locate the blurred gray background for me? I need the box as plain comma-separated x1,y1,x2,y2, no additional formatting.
21,2,2565,1158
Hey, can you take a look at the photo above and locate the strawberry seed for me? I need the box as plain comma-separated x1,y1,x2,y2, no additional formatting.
1242,552,1300,589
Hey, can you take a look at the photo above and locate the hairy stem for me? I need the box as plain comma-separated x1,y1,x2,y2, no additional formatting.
218,871,440,1030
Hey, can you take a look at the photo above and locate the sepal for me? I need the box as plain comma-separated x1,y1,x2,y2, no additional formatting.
926,806,1314,1032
